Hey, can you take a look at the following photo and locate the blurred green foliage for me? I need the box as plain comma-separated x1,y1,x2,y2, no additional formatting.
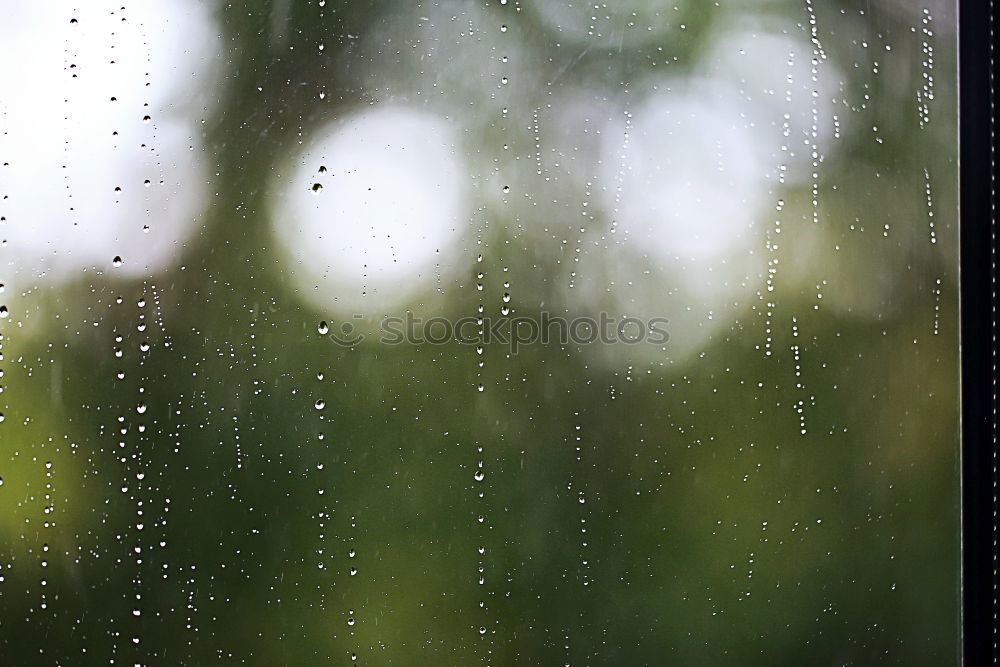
0,0,959,664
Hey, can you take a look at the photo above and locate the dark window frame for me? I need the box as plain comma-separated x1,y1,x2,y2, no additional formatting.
959,0,997,662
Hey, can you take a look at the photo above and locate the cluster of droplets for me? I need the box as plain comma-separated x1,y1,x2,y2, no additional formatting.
804,0,827,225
474,439,488,642
531,107,543,178
472,247,488,643
790,317,813,436
759,300,776,359
917,9,935,129
472,0,521,647
38,462,55,615
122,288,156,656
567,141,596,289
312,322,357,650
813,279,826,312
608,107,633,238
572,416,590,589
346,514,359,662
115,3,160,254
924,168,937,245
311,325,343,646
739,550,756,601
312,341,330,572
0,72,8,434
758,36,798,361
932,277,942,337
312,164,327,194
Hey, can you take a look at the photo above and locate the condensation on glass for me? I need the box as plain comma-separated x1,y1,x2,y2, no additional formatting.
0,1,960,664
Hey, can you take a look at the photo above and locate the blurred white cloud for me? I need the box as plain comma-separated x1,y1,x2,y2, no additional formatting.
271,106,469,316
0,0,220,291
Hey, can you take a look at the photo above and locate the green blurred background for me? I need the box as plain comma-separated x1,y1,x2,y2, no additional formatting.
0,0,959,664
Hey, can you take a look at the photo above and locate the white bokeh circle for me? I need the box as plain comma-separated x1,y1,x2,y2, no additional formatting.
271,106,469,315
0,0,219,288
599,83,766,263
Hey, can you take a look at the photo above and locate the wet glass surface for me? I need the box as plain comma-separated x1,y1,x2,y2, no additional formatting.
0,1,960,664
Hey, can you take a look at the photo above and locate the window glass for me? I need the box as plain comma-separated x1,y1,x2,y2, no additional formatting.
0,0,960,663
